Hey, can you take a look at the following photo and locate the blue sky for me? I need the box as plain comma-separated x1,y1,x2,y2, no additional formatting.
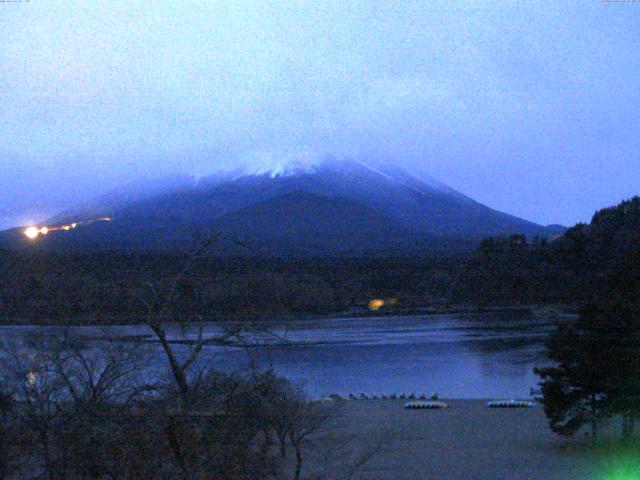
1,0,639,229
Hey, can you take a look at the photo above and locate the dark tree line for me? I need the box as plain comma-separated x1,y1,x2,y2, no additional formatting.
0,252,462,324
2,196,640,324
456,196,640,307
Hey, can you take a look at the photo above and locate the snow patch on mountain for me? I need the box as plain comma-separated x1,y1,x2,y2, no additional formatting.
351,159,459,196
352,159,434,195
235,151,324,178
207,152,457,197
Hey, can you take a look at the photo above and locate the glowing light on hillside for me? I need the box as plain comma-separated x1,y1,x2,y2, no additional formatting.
22,217,113,240
24,226,40,239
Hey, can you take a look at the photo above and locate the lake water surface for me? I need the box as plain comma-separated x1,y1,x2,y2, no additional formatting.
0,312,568,399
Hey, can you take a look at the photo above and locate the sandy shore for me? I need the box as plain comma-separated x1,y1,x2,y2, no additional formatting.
302,399,621,480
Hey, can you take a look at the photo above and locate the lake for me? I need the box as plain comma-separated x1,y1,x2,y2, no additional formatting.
0,312,568,399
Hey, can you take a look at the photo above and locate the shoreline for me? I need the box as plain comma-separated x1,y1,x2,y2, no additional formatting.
0,303,576,326
302,399,619,480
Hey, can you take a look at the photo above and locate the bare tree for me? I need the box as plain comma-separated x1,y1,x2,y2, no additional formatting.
131,236,240,407
289,399,335,480
129,236,286,479
2,334,156,479
0,389,14,480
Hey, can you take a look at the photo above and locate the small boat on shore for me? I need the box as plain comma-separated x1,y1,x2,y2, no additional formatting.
405,401,449,409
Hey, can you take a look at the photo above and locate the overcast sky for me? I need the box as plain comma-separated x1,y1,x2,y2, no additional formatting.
1,0,639,229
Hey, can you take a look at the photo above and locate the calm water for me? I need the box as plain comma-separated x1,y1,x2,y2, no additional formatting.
0,313,568,399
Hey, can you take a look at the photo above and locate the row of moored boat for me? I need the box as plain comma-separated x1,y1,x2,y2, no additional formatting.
326,394,536,410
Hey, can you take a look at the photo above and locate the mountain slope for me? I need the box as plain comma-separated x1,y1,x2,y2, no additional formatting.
0,157,562,255
210,190,434,255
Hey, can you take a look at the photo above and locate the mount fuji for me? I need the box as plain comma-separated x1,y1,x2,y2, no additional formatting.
0,157,564,255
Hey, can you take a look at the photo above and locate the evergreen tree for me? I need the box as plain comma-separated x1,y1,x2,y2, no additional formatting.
535,307,613,444
536,293,640,443
597,267,640,439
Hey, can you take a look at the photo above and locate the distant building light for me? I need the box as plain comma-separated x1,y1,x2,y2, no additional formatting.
368,299,385,311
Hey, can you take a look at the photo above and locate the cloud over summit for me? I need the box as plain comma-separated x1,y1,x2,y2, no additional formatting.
1,1,639,227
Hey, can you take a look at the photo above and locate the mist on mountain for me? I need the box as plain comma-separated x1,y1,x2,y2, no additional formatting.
0,156,563,256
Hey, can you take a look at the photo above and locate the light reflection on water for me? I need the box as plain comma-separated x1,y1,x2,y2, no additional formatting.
0,313,570,399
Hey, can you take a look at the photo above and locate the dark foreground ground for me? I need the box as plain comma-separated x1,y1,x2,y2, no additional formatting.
300,400,627,480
